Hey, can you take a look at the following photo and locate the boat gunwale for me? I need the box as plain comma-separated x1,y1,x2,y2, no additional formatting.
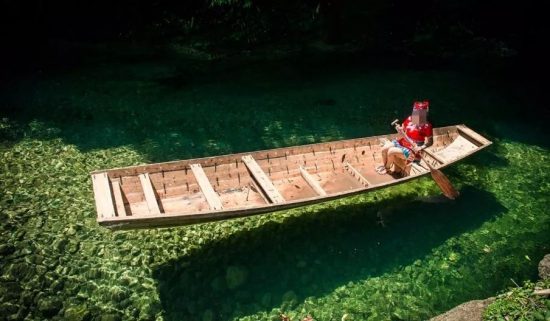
90,124,463,178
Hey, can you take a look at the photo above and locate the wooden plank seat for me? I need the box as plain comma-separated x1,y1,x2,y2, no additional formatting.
343,162,370,187
422,149,446,165
299,166,327,196
138,173,161,215
411,162,429,175
242,155,285,204
111,180,127,217
190,164,223,211
91,173,116,218
457,125,490,145
435,135,478,162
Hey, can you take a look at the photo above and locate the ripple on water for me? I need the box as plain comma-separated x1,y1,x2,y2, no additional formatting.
0,65,548,320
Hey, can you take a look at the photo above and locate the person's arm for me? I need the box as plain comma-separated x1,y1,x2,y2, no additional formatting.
423,135,433,147
412,135,432,152
418,124,434,150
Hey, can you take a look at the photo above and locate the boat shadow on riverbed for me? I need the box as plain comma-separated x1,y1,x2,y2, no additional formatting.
153,186,505,321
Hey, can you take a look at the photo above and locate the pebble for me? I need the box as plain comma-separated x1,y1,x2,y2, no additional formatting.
63,305,91,321
37,297,62,318
225,265,248,289
0,244,15,256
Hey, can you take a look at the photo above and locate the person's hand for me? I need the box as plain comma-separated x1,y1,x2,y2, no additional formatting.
412,144,426,153
394,124,403,137
379,138,390,147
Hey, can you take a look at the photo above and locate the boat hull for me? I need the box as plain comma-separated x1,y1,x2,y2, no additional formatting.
91,124,491,230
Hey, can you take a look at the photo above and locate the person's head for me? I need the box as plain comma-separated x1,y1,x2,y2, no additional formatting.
411,101,429,125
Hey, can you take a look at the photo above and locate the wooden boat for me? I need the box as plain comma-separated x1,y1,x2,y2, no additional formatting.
91,124,491,230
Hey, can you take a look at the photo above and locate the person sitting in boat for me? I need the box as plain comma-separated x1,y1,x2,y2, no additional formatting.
376,101,433,175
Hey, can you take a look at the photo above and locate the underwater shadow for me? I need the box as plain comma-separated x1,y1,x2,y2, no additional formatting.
0,55,366,163
446,143,509,172
153,186,505,321
471,145,509,168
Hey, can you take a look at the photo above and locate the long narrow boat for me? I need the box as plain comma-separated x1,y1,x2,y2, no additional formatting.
91,124,491,230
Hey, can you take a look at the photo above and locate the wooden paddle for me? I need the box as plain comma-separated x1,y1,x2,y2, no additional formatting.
391,119,460,200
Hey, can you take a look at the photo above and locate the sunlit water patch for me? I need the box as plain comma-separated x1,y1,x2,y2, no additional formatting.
0,57,548,320
0,118,548,321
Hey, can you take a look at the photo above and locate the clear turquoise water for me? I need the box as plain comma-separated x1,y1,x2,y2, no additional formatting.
0,53,548,320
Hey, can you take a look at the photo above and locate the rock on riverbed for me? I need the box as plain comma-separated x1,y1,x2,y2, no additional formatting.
538,254,550,279
429,298,495,321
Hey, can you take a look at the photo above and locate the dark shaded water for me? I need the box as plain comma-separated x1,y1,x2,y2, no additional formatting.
0,49,548,320
155,187,505,320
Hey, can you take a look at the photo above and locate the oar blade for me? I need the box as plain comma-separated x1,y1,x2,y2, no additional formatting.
430,168,460,200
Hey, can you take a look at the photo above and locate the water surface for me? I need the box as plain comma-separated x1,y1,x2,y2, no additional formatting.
0,51,548,321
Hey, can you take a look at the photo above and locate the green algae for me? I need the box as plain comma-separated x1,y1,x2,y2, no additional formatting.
0,57,549,320
484,279,550,321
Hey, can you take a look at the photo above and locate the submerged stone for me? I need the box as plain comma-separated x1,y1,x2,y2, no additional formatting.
6,262,34,282
65,225,77,236
296,260,307,268
34,217,44,228
225,266,248,289
0,244,15,256
210,276,225,292
99,313,122,321
109,287,127,301
0,302,19,316
139,300,162,319
282,290,298,304
66,240,80,254
202,309,214,321
27,254,45,265
430,297,495,321
63,305,91,321
0,282,22,301
9,305,29,321
315,98,337,106
20,290,35,306
54,238,69,252
37,297,62,318
50,279,65,292
538,254,550,279
261,293,272,307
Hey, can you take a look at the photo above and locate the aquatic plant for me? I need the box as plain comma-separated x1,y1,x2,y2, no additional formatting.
484,279,550,321
0,63,548,320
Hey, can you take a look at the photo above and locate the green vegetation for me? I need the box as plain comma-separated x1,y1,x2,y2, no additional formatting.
3,0,540,71
0,58,549,320
0,0,547,319
484,280,550,321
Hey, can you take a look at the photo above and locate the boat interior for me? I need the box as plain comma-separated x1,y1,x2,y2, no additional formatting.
91,124,491,228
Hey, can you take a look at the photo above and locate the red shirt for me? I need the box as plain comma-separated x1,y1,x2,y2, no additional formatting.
398,116,433,149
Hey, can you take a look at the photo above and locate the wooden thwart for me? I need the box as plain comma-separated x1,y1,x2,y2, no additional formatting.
242,155,285,204
190,164,223,210
436,135,478,162
299,166,327,196
411,162,428,174
138,173,161,215
422,149,446,165
111,180,127,217
91,173,115,218
344,162,370,187
457,125,490,145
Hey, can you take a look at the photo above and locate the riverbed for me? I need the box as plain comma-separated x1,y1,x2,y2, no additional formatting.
0,50,548,321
